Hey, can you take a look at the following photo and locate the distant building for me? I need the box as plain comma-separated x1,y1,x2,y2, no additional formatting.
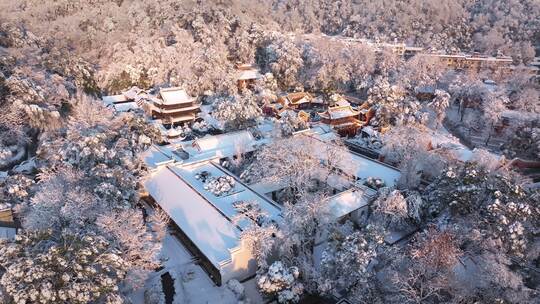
149,87,200,126
318,105,364,136
101,87,144,113
262,102,283,117
236,63,262,91
277,92,313,110
404,46,424,58
430,53,513,71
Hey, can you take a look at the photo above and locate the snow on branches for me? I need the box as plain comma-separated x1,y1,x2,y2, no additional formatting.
425,162,538,257
319,230,376,294
257,261,304,304
0,231,128,304
211,92,262,131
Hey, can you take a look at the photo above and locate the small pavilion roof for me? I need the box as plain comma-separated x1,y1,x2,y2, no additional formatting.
318,105,360,120
157,87,197,105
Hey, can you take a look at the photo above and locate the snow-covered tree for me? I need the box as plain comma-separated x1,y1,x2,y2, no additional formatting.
367,78,428,128
392,228,462,304
318,228,378,294
372,189,409,229
257,261,304,303
425,162,538,257
371,188,423,230
380,123,432,166
0,230,128,304
276,111,309,137
97,209,163,271
257,35,303,90
22,167,100,231
398,55,447,91
245,135,352,199
211,92,262,131
427,89,450,128
233,200,279,268
448,74,487,121
482,92,507,145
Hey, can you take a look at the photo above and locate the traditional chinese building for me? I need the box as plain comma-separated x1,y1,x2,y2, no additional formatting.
236,63,262,91
102,86,145,112
319,105,364,136
150,87,200,126
277,92,313,109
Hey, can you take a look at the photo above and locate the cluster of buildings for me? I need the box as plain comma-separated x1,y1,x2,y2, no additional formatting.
321,35,539,75
103,86,201,138
140,124,401,286
102,63,265,139
263,91,374,137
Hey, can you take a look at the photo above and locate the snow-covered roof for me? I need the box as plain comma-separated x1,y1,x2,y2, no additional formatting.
326,187,376,219
335,98,351,107
319,106,360,120
414,85,435,94
431,53,513,63
144,162,281,269
113,101,139,112
0,203,11,212
141,146,176,170
169,162,281,229
142,130,268,168
123,86,146,100
278,92,313,106
102,94,129,106
237,69,262,81
102,87,147,106
158,87,196,105
194,131,254,152
502,110,540,122
349,151,400,187
303,124,340,142
301,132,401,187
145,166,242,268
178,131,269,164
405,46,424,51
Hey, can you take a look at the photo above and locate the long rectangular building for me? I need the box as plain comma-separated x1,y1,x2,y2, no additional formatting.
144,161,281,285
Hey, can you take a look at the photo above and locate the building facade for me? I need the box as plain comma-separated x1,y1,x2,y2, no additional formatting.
150,87,200,125
319,105,363,136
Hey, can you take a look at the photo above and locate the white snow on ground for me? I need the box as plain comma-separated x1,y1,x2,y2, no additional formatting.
114,101,139,112
129,231,257,304
242,277,266,304
170,264,237,304
160,234,194,267
429,126,504,162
